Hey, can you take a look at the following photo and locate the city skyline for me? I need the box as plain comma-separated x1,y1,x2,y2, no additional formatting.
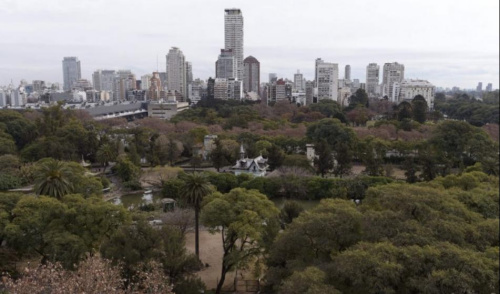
0,0,498,89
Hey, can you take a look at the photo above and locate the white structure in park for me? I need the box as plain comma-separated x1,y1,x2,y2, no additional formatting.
315,59,338,101
398,79,436,109
231,145,269,177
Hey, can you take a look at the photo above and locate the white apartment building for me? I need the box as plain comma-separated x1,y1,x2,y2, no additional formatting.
398,79,435,109
62,57,81,91
225,9,244,80
166,47,187,99
294,70,304,91
382,62,405,102
315,59,338,101
366,63,380,97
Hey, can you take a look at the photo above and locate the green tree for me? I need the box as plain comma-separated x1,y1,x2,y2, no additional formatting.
358,137,389,176
6,195,128,269
267,144,285,170
210,138,229,172
411,95,429,123
397,101,413,121
309,100,346,122
201,188,279,294
113,156,141,183
313,140,333,177
180,172,212,258
306,118,357,177
96,143,117,173
166,138,181,166
279,201,304,226
33,158,74,199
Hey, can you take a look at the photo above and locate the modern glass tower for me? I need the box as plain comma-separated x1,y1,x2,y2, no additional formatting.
62,57,81,91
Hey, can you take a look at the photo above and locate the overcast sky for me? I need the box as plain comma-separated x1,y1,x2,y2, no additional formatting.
0,0,498,89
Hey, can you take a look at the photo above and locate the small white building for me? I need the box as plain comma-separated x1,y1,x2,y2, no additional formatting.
231,145,269,177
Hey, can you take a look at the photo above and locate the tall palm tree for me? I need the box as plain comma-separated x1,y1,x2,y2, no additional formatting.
34,159,74,200
96,143,117,173
180,172,212,258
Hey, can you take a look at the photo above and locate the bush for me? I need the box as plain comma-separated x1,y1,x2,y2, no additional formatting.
123,180,142,191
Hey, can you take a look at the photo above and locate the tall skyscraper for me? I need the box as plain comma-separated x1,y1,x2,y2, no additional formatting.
62,57,81,91
315,59,338,101
243,55,260,93
224,9,244,80
166,47,186,99
345,65,351,81
216,49,236,79
382,62,405,102
366,63,380,97
294,70,304,91
486,83,493,91
476,82,483,92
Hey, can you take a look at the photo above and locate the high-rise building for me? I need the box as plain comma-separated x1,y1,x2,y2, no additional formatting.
243,56,260,93
0,90,6,107
345,65,351,81
315,59,338,101
62,57,81,91
113,70,136,101
158,72,167,90
166,47,186,100
224,9,244,80
382,62,405,102
294,70,304,91
486,83,493,91
148,72,165,101
185,62,193,85
141,74,152,90
32,80,46,92
92,70,115,92
476,82,483,92
366,63,380,97
216,49,236,79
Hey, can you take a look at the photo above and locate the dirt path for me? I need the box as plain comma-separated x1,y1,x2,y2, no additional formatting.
185,230,238,291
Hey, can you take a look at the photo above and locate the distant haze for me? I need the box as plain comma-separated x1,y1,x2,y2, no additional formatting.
0,0,498,89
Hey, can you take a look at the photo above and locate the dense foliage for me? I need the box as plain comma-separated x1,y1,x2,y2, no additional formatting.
265,171,499,293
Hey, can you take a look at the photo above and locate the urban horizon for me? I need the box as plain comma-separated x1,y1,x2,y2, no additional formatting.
0,0,498,90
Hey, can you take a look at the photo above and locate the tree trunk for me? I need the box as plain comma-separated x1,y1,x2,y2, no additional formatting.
215,266,230,294
195,207,199,257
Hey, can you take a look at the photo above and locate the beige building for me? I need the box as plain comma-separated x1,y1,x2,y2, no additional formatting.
398,79,435,109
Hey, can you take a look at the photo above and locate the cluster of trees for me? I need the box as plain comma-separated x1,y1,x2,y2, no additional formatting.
434,91,499,126
265,170,499,293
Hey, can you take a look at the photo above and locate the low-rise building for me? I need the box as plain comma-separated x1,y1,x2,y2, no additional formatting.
231,145,269,177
